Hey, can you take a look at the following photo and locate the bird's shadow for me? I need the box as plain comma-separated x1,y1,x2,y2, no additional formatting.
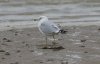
36,44,65,51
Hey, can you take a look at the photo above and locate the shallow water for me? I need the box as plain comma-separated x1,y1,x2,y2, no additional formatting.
0,0,100,26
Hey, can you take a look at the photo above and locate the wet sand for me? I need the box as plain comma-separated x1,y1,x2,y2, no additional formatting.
0,25,100,64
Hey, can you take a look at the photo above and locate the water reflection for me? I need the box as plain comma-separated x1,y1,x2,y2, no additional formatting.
0,1,100,25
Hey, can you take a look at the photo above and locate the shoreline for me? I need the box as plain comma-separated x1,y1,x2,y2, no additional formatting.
0,21,100,31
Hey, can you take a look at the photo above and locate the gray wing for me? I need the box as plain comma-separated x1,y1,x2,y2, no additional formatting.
40,21,60,34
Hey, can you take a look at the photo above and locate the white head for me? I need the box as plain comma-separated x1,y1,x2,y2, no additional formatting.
34,16,48,21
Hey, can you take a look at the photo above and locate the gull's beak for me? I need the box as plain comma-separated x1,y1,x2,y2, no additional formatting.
34,19,39,21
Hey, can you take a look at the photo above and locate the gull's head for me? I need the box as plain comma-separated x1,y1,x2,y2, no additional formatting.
34,16,48,21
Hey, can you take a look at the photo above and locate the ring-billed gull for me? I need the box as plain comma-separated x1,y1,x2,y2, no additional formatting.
34,16,67,47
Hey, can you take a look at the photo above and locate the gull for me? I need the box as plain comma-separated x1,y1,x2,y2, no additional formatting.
34,16,67,47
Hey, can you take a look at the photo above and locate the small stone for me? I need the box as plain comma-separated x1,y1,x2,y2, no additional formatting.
16,50,21,53
26,44,29,47
25,44,29,46
30,50,34,52
1,57,6,60
0,50,5,52
61,61,68,64
25,44,30,48
80,39,86,42
6,25,10,27
14,62,19,64
15,32,18,34
15,33,18,36
47,58,54,61
98,28,100,30
22,41,25,44
40,61,44,63
79,45,85,47
1,43,8,46
42,46,48,49
3,38,7,40
27,34,30,36
5,52,10,55
10,62,19,64
6,40,12,42
84,51,88,53
3,38,12,42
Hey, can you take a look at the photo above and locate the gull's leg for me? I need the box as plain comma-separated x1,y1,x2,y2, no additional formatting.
53,35,55,42
58,33,64,40
61,34,64,40
45,35,48,47
52,35,57,46
60,34,64,40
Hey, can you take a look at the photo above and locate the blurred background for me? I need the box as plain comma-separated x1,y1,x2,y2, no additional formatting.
0,0,100,26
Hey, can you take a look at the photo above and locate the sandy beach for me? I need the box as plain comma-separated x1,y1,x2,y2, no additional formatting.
0,0,100,64
0,25,100,64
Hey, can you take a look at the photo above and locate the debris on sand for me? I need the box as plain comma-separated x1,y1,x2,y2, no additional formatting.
3,38,12,42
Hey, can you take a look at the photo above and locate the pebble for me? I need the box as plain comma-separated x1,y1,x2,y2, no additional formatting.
3,38,12,42
61,61,68,64
79,45,85,48
47,58,54,61
3,38,7,40
22,41,25,44
5,52,10,55
98,28,100,30
10,62,19,64
15,33,18,36
84,51,88,53
16,50,21,53
6,40,12,42
80,39,86,42
1,57,6,60
39,61,44,63
30,50,34,52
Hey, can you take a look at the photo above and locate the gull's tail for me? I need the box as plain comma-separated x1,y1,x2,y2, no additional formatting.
59,29,67,34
